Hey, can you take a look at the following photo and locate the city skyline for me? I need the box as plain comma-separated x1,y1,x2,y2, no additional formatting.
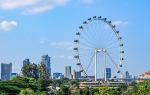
0,0,150,76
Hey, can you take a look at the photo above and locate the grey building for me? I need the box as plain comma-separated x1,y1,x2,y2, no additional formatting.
53,73,64,79
73,70,81,79
41,55,51,77
23,58,30,66
65,66,71,79
125,71,131,79
1,63,12,81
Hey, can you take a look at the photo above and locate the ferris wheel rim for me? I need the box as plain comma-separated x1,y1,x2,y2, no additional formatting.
74,16,124,78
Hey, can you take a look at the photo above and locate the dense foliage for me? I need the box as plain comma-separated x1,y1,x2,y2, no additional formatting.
0,77,150,95
0,64,149,95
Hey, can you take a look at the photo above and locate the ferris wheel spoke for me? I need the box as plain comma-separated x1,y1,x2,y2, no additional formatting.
80,36,98,48
106,40,118,49
85,52,95,73
79,41,95,49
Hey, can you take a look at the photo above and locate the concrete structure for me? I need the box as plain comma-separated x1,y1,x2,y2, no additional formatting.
53,73,64,79
1,63,12,81
65,66,72,79
79,81,129,88
41,55,51,77
106,68,111,79
23,58,30,66
73,70,81,79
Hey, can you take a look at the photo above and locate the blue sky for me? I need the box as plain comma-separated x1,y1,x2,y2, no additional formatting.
0,0,149,77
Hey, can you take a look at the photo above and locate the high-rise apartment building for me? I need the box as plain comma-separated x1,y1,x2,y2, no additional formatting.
65,66,72,79
41,55,51,77
1,63,12,81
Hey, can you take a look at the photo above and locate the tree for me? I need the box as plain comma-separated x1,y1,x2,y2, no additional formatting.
38,63,49,79
32,63,39,79
21,63,39,79
60,85,71,95
19,88,34,95
98,86,111,95
21,64,32,77
37,78,51,91
136,81,150,95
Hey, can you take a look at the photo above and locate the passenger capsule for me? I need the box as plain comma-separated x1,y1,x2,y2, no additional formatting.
121,51,124,53
98,16,102,19
74,55,79,58
88,18,92,21
120,58,124,60
76,32,80,35
103,18,107,21
79,26,83,29
112,25,116,28
73,47,78,50
120,44,124,46
108,21,111,24
119,65,123,67
76,63,81,65
113,76,117,78
83,21,87,24
93,16,97,19
117,70,121,73
118,37,122,40
116,31,119,33
74,40,79,43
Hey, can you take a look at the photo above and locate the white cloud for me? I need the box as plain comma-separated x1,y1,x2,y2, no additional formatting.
67,55,73,60
105,20,128,29
50,41,74,50
53,55,73,60
53,55,65,59
0,20,17,31
112,21,128,28
0,0,37,10
0,0,69,15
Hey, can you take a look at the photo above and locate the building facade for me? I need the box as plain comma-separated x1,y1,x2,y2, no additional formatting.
106,68,111,79
41,55,51,77
65,66,71,79
53,73,64,79
125,71,131,79
73,70,81,79
1,63,12,81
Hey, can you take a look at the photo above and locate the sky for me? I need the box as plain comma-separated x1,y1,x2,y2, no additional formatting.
0,0,150,77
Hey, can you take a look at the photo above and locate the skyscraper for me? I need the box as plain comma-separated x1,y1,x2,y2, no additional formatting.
23,58,30,66
106,68,111,79
65,66,71,79
1,63,12,81
41,55,51,77
125,71,130,79
73,69,81,79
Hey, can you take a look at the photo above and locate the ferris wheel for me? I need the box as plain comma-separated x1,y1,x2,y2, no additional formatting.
73,16,124,81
